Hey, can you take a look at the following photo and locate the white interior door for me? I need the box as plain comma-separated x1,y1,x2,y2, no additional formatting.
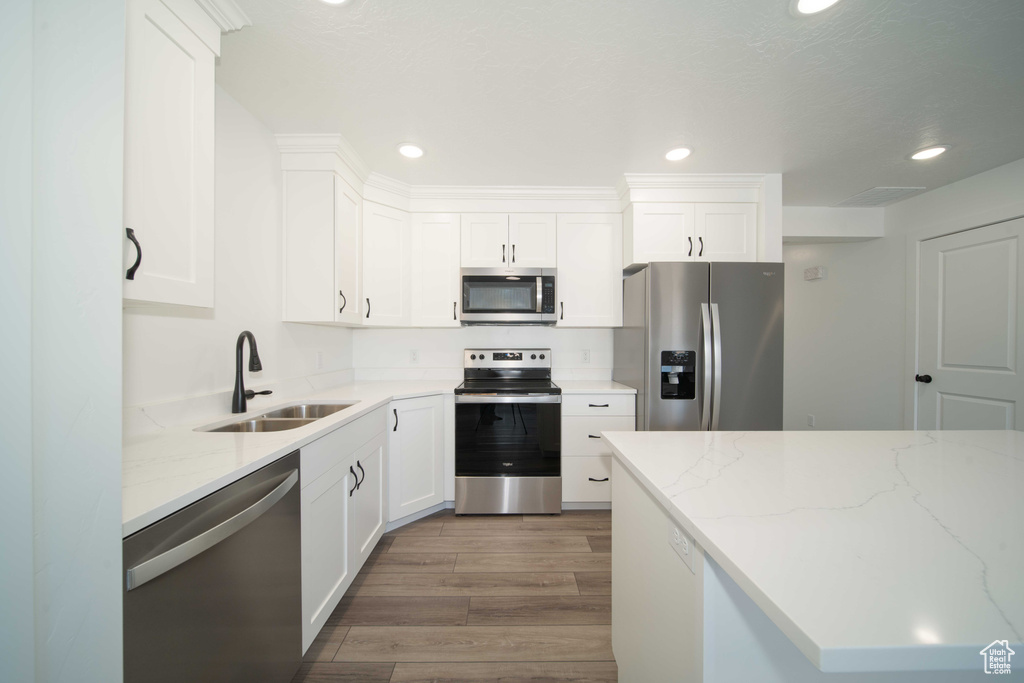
509,214,557,267
461,214,509,268
411,213,461,327
917,217,1024,429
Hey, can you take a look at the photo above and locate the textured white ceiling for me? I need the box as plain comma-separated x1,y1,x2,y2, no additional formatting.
216,0,1024,205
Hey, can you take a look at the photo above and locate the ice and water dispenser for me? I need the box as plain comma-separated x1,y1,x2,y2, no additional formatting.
660,350,695,399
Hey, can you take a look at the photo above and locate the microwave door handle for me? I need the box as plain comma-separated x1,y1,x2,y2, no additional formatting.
536,277,543,313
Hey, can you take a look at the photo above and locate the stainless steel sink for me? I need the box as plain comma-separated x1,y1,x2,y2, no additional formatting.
258,403,356,420
203,417,317,433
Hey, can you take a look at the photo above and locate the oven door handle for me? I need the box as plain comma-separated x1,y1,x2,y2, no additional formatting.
455,394,562,404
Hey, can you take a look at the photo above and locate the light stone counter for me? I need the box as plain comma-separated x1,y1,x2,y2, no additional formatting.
555,380,636,394
604,429,1024,675
122,380,457,537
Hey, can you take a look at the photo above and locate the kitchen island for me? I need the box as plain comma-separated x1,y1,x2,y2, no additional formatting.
603,430,1023,682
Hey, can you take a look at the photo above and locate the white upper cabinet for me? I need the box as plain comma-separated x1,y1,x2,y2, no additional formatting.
411,214,461,327
282,172,361,323
460,214,556,269
123,0,217,307
556,214,623,327
509,214,557,267
694,203,757,262
460,214,509,268
624,202,757,268
362,201,411,326
388,396,445,521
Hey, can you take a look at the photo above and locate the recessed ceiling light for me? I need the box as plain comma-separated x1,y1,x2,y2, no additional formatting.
665,147,692,161
795,0,841,15
398,144,424,159
911,146,949,161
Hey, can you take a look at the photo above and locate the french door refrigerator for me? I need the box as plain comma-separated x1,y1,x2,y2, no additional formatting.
613,262,784,431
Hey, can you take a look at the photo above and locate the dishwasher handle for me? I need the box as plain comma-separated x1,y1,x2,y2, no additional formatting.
125,469,298,591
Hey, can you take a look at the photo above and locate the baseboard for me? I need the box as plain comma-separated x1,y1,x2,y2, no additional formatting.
562,502,611,510
385,501,453,532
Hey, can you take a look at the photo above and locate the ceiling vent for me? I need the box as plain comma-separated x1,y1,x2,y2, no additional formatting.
833,187,926,208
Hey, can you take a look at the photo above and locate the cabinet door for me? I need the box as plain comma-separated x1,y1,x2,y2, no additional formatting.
283,171,335,322
509,214,557,267
123,0,216,307
460,214,509,268
362,201,411,326
695,203,757,262
556,214,623,327
348,433,387,569
411,213,461,327
628,203,696,267
388,396,444,521
335,175,362,324
300,454,354,652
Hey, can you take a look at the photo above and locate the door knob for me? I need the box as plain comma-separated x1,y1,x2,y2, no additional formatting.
915,374,933,384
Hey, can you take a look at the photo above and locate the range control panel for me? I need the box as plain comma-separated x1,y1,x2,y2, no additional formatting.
464,348,551,369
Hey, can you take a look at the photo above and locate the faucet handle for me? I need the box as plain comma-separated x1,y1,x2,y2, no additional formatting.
244,389,273,400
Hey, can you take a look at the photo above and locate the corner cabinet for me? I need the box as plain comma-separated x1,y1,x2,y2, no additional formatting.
123,0,218,307
282,171,362,324
411,213,461,327
299,407,387,653
362,201,411,326
556,214,623,327
388,395,444,521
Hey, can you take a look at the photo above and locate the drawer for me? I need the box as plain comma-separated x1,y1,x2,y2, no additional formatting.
562,456,612,502
562,416,635,456
561,394,635,417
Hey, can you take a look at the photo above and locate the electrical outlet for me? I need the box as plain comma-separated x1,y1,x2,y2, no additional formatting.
807,414,816,428
804,266,827,281
582,349,591,364
668,523,696,574
315,351,323,370
410,350,419,364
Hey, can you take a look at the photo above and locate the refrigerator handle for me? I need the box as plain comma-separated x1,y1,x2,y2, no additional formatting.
700,303,712,431
711,303,723,431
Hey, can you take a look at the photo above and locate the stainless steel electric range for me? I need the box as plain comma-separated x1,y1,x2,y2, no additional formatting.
454,349,561,515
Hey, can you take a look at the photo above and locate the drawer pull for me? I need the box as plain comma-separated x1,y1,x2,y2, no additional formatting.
589,403,609,408
588,477,609,482
588,434,601,439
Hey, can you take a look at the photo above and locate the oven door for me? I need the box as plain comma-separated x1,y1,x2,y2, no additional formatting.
455,395,561,477
461,269,556,324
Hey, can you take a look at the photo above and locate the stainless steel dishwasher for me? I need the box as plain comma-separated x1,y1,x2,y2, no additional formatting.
123,451,301,683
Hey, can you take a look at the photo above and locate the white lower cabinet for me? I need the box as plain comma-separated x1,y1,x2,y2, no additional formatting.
299,408,387,653
561,394,635,503
388,395,445,521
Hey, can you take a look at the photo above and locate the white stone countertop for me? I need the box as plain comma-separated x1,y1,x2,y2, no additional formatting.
603,429,1024,673
122,380,457,537
554,380,636,394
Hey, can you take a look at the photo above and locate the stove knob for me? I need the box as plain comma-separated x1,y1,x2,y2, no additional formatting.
531,354,537,360
539,354,546,360
470,354,476,360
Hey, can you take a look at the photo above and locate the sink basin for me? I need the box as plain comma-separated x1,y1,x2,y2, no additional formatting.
258,403,357,420
203,417,317,433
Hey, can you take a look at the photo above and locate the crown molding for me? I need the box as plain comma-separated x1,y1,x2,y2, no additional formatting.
362,174,619,202
618,173,769,199
194,0,251,32
275,133,371,185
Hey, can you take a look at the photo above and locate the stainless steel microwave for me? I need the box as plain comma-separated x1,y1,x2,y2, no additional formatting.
460,268,556,325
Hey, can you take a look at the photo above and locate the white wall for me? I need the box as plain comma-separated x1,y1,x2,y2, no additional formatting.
31,0,126,680
0,1,36,680
782,239,906,430
353,327,614,381
123,87,354,410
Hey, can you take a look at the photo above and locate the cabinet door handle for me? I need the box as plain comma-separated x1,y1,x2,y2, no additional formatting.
502,244,506,263
589,403,609,408
349,466,358,496
356,460,366,489
125,228,142,280
588,477,609,482
512,244,516,263
687,236,692,257
588,434,602,439
339,289,347,314
698,236,704,257
560,302,564,320
366,298,370,318
453,301,457,321
393,408,399,431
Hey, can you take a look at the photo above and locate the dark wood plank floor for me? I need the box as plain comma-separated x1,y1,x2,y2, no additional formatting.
293,509,616,683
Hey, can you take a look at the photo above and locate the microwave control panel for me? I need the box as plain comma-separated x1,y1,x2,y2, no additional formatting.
541,280,555,313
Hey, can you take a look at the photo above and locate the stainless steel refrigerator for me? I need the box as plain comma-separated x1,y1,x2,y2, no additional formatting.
613,262,784,431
